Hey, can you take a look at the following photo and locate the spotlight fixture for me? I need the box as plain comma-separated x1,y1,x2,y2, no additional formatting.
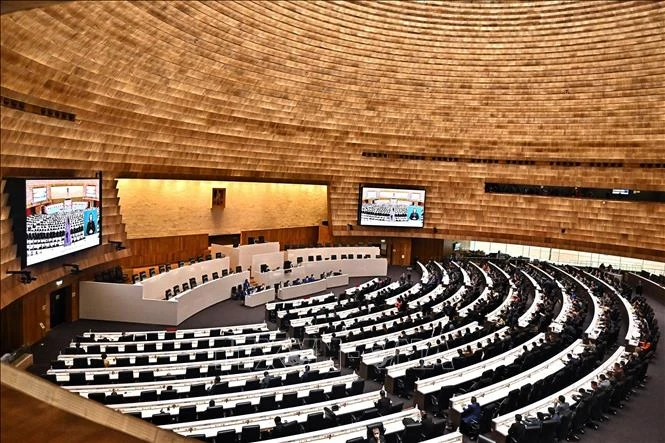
7,270,37,284
109,240,126,251
63,263,80,274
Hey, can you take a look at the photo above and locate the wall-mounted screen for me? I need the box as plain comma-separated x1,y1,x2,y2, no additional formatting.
19,178,102,267
358,185,425,228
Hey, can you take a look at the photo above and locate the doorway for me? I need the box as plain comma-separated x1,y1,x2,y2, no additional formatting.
50,286,71,329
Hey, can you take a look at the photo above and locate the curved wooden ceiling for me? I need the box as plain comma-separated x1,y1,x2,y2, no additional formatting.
1,0,664,281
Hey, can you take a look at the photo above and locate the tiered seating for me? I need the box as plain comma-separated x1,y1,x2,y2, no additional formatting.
39,257,659,442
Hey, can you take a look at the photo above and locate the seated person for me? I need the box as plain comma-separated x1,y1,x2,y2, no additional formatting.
507,414,526,443
368,426,386,443
459,396,481,435
375,390,392,414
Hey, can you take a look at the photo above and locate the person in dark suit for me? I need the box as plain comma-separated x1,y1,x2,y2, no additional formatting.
375,390,392,414
420,411,438,439
368,426,386,443
85,213,96,235
460,396,481,435
271,416,286,438
507,414,526,443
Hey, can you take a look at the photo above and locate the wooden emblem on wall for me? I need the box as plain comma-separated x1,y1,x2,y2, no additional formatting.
212,188,226,208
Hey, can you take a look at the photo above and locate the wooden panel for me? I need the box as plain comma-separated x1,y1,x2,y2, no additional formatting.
1,364,190,443
119,234,210,270
412,238,446,264
0,299,22,355
241,226,319,249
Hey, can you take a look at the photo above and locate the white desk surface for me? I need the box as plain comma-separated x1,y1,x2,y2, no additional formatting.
162,391,382,437
449,339,586,413
492,346,626,436
48,349,316,376
65,360,336,394
263,408,422,443
58,338,295,364
110,374,359,417
73,329,280,349
278,279,328,300
386,327,509,379
416,332,546,396
81,323,268,340
244,287,276,307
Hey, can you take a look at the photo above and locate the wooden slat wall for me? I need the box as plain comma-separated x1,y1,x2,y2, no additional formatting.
0,177,130,309
0,0,663,335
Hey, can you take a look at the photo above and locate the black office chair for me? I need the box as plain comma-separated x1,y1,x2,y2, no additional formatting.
160,389,178,401
202,274,209,283
258,394,277,412
216,429,236,443
305,412,327,432
400,421,424,443
212,272,219,280
241,425,261,443
151,413,172,425
140,390,158,402
234,401,254,416
178,405,197,423
87,392,106,404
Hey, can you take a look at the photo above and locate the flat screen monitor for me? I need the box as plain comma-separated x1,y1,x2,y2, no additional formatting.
11,178,102,267
358,185,425,228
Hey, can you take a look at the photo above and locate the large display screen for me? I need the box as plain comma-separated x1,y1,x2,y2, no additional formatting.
21,178,102,267
358,185,426,228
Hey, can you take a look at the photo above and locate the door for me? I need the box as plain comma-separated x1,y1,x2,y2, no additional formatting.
50,287,71,328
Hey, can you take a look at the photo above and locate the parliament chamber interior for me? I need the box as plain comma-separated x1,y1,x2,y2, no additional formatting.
0,1,663,443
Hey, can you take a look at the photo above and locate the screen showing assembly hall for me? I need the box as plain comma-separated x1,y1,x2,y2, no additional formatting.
358,185,426,228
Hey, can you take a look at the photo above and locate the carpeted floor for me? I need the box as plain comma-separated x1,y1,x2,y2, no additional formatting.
26,265,664,443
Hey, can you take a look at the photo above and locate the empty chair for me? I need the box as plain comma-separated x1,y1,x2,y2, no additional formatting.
118,370,134,383
240,425,261,443
216,429,236,443
307,388,326,404
329,383,347,400
135,355,150,366
186,366,202,379
140,390,158,402
138,371,154,382
66,372,87,386
92,373,110,384
349,379,365,395
189,383,207,397
151,412,172,425
143,343,157,352
204,405,225,420
178,405,197,423
234,401,254,416
305,412,326,432
400,421,423,443
258,394,277,412
72,357,88,368
87,392,106,404
160,389,178,401
280,392,300,408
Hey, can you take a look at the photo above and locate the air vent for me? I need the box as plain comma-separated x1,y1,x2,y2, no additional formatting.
1,95,75,122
